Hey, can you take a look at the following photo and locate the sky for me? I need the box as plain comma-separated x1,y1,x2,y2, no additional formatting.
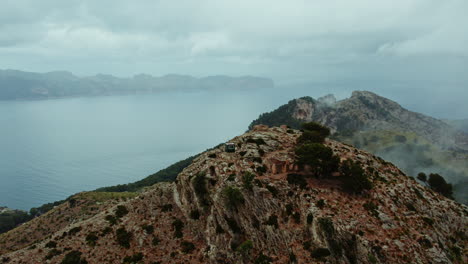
1,0,467,118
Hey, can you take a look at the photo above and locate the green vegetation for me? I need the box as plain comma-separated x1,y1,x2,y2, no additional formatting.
193,172,210,207
254,253,273,264
286,173,307,189
123,252,143,264
105,215,118,226
116,227,132,248
363,201,379,217
172,218,184,238
427,173,453,199
61,250,88,264
45,249,61,260
45,240,57,248
0,209,33,234
340,160,372,194
307,213,314,225
295,143,340,177
246,137,266,146
242,172,255,190
223,186,245,209
181,241,196,254
299,122,331,143
311,248,331,259
68,226,82,236
316,199,325,209
236,240,253,255
115,205,129,218
265,184,279,197
248,97,313,130
225,217,241,233
190,209,200,220
85,232,99,246
142,224,154,234
96,155,197,192
264,215,278,228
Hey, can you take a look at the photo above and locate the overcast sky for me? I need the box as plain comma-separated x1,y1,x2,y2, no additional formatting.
1,0,467,118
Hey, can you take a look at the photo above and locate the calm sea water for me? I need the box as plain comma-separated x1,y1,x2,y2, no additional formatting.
1,87,326,210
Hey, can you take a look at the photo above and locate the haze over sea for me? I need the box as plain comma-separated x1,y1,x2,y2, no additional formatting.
0,83,462,210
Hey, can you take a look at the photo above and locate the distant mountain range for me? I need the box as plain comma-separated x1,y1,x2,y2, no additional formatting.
249,91,468,203
0,69,274,100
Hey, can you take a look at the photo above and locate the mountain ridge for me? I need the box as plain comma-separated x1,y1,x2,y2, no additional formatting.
0,69,274,100
249,91,468,203
1,126,466,263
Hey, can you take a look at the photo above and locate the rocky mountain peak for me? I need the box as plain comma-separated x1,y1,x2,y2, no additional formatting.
1,126,466,264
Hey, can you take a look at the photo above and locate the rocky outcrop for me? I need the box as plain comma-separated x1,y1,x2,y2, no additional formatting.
1,126,466,264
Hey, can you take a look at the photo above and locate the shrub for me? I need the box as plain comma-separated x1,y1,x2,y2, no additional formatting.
45,241,57,248
142,224,154,234
363,201,379,217
422,217,434,226
123,253,143,264
318,218,334,237
340,160,372,194
302,122,330,137
311,248,331,259
85,232,99,246
105,215,118,226
115,205,129,218
61,250,87,264
306,213,314,225
417,172,427,182
223,186,245,209
265,184,279,197
256,165,267,175
264,215,278,228
68,226,82,236
285,203,293,216
181,241,196,254
225,217,242,233
208,153,217,158
227,174,236,181
295,143,340,177
254,253,273,264
428,173,453,199
297,130,326,144
303,241,312,250
246,138,266,146
190,209,200,220
193,172,210,207
242,172,255,190
316,199,325,209
116,227,132,248
172,219,184,238
292,212,301,224
152,237,161,246
101,226,113,236
45,249,61,260
236,240,253,255
161,204,173,212
289,252,297,263
287,173,307,189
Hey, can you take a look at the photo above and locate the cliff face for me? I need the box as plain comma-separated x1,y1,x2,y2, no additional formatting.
1,126,467,264
251,91,468,152
249,91,468,204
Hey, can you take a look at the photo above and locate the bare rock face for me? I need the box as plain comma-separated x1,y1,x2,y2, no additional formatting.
1,127,466,264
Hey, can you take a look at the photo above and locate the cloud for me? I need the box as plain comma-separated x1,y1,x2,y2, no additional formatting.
0,0,466,84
